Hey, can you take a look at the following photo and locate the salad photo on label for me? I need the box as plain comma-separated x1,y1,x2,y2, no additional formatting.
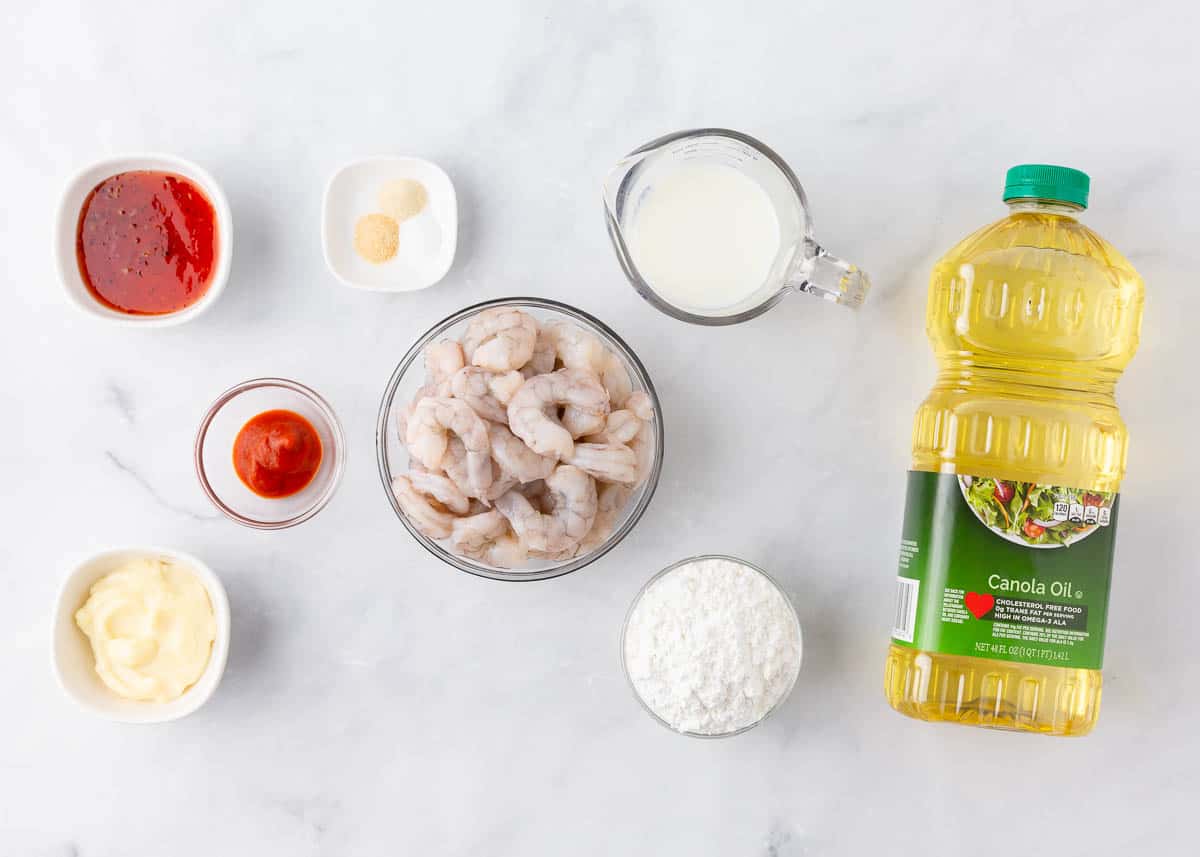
959,475,1114,548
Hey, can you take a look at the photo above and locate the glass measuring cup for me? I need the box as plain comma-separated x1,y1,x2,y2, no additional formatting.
603,128,870,325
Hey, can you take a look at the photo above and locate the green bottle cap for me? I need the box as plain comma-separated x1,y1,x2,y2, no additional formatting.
1003,164,1090,209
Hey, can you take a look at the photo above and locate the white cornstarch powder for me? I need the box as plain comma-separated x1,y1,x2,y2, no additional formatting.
623,557,802,735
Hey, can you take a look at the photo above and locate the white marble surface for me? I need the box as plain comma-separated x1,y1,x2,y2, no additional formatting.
2,1,1198,854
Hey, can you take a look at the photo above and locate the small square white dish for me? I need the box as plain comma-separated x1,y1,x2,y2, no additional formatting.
52,546,231,723
322,156,457,291
54,153,233,326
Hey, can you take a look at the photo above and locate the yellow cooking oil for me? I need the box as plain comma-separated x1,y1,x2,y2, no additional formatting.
884,165,1144,736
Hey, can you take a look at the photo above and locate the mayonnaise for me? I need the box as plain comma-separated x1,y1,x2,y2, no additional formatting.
74,556,216,703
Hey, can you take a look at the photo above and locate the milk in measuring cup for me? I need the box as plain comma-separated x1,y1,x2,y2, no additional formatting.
626,162,781,313
605,130,870,324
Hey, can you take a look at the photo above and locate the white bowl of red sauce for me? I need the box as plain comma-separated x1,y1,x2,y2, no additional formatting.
195,378,345,529
56,153,232,326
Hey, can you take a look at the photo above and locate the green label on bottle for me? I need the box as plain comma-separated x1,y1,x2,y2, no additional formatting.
891,472,1119,670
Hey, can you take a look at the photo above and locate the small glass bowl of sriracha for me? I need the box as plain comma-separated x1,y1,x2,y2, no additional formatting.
195,378,345,529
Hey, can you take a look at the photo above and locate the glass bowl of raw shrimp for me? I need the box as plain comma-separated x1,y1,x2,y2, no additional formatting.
376,297,664,581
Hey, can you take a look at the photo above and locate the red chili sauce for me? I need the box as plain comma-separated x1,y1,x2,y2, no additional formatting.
76,171,218,314
233,410,323,499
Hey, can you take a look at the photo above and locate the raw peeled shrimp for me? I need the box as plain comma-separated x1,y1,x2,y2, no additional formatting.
486,473,519,503
424,339,466,384
544,321,632,407
394,310,647,569
392,475,455,540
528,546,578,562
488,423,556,482
443,436,516,502
566,442,638,485
526,327,558,376
561,406,607,439
440,436,470,494
584,409,641,445
397,378,451,442
507,368,609,460
407,470,471,515
576,482,632,554
599,355,632,408
552,333,613,437
469,532,527,568
449,367,509,423
450,510,529,568
621,390,656,485
544,320,607,374
450,508,505,551
405,397,493,496
494,465,597,553
518,479,553,512
629,421,653,485
485,534,528,567
626,390,653,422
488,370,525,405
405,396,479,469
529,480,630,560
463,308,538,372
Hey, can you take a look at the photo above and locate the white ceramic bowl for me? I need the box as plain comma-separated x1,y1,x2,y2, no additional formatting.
55,153,233,326
52,546,231,723
322,156,457,291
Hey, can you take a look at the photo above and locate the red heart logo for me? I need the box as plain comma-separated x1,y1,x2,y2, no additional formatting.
964,592,995,619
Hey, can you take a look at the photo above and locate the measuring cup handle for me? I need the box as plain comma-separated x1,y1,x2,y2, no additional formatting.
788,244,871,308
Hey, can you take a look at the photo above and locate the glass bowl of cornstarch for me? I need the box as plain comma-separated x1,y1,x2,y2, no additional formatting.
621,555,803,738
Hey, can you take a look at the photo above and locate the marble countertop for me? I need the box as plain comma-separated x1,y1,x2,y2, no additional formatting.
2,1,1197,854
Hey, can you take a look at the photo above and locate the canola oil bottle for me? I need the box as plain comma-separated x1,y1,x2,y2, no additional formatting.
884,165,1144,736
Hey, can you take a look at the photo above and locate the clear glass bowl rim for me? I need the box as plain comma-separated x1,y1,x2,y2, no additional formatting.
194,377,346,530
375,296,665,582
620,553,803,738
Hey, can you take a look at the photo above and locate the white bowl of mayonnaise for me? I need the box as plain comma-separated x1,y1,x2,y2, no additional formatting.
53,546,231,723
